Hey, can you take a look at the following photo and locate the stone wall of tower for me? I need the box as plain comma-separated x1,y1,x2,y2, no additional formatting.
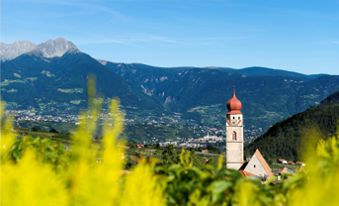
225,89,244,170
226,115,244,170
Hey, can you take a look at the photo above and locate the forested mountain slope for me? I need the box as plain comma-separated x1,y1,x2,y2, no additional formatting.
245,91,339,161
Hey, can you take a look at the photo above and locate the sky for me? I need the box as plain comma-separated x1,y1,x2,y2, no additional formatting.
1,0,339,74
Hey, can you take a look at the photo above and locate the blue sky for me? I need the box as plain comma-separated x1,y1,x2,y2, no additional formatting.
1,0,339,74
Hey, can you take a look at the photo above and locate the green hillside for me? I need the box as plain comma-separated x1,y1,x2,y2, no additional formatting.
2,43,339,140
245,91,339,161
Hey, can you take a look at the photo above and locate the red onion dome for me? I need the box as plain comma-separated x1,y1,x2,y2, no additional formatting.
227,90,242,114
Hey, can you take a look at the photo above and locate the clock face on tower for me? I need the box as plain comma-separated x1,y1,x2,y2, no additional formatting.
227,116,242,126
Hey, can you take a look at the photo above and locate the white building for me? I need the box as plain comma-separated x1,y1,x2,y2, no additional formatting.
225,89,244,170
225,89,273,180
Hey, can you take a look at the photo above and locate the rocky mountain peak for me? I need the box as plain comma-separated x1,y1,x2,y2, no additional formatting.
35,38,79,58
0,41,36,60
0,38,79,60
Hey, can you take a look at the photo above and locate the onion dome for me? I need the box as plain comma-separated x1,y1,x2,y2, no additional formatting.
227,89,242,114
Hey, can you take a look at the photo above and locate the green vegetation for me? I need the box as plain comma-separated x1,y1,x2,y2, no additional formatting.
1,99,164,205
57,88,84,94
246,91,339,162
3,50,339,137
125,123,197,142
2,97,339,206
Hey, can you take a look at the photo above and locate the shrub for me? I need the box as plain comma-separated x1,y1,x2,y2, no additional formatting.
0,101,164,206
1,99,338,206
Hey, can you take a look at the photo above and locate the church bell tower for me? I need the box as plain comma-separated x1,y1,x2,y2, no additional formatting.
226,89,244,170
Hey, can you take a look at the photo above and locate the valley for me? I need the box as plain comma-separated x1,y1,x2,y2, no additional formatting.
1,38,339,143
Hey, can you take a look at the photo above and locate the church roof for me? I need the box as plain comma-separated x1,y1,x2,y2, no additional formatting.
239,170,256,177
226,89,242,114
253,149,274,177
239,149,273,179
239,161,248,170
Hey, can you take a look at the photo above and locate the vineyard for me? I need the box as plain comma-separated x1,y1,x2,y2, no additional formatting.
1,100,339,206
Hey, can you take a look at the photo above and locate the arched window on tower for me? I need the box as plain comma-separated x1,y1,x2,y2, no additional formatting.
232,131,237,141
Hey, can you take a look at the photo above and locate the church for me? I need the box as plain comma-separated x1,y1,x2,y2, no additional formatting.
225,90,273,180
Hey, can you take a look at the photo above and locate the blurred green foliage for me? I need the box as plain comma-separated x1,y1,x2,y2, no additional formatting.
1,97,339,205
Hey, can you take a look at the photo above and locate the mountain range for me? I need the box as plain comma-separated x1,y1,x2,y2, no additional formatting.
0,38,78,60
1,38,339,140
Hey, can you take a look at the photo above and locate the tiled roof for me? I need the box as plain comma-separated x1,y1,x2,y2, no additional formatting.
239,170,256,177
